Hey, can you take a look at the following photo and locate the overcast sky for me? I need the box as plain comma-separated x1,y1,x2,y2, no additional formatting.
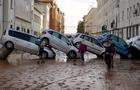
56,0,97,34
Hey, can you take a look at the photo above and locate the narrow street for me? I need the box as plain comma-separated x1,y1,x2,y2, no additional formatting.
0,51,140,90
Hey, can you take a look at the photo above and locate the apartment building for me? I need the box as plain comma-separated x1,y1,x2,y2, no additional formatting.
84,8,98,34
33,4,51,35
96,0,140,40
1,0,33,35
0,0,64,36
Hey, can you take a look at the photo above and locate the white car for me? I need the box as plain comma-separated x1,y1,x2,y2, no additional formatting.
127,36,140,50
72,33,105,57
40,29,80,59
1,29,55,59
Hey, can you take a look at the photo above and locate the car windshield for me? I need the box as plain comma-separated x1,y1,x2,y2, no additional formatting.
61,35,71,45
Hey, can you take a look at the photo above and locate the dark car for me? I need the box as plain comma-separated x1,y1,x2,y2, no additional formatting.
97,33,132,59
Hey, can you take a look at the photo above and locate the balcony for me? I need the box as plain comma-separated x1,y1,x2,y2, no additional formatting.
34,0,55,4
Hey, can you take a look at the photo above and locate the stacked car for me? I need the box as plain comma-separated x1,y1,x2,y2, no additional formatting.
40,29,80,59
97,33,132,59
2,28,139,60
126,36,140,59
1,29,55,59
72,33,105,58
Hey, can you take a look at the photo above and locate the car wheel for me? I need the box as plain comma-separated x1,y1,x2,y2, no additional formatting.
41,38,49,45
5,41,14,50
67,51,76,59
42,51,48,59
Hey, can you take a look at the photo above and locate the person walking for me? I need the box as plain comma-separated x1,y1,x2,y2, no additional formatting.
78,41,87,65
37,41,46,64
103,37,116,70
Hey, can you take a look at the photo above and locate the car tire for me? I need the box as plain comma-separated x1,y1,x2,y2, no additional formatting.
5,41,14,50
41,38,49,45
67,51,76,59
42,51,48,59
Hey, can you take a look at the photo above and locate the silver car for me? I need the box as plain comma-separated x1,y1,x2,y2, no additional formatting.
40,29,80,59
127,36,140,50
1,29,55,59
72,33,105,57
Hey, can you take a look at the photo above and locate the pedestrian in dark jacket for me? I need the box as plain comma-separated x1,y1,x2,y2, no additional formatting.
78,41,87,65
37,41,46,64
103,38,116,70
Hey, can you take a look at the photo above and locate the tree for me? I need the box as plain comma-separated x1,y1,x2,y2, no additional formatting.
77,21,84,33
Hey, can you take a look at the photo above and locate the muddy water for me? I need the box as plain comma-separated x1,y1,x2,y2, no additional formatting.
0,51,140,90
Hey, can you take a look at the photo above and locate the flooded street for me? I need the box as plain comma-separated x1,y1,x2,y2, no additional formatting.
0,51,140,90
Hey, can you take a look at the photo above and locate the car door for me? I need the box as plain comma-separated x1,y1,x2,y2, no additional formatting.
13,32,31,53
81,35,94,53
50,31,62,50
28,36,39,54
59,35,71,53
91,37,105,55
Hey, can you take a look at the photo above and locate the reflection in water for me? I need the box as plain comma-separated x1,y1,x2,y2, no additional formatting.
55,50,67,63
104,70,114,81
55,51,97,63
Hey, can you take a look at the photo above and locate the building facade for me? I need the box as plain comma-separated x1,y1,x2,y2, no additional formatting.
0,0,64,37
96,0,140,40
84,8,98,35
15,0,32,34
59,11,65,33
0,0,3,37
49,4,64,32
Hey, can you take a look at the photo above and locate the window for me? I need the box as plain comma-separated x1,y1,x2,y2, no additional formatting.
16,27,20,30
137,3,140,16
61,36,70,45
34,31,37,36
133,5,136,17
130,7,132,18
23,28,26,32
27,29,30,33
30,36,37,44
132,26,135,37
10,25,13,29
129,27,132,38
9,30,30,41
122,11,124,21
91,38,102,47
83,35,89,41
126,28,129,39
112,36,119,42
136,25,139,36
0,0,2,6
10,0,13,9
80,35,84,39
52,32,60,39
127,8,129,19
119,38,127,46
48,31,53,35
